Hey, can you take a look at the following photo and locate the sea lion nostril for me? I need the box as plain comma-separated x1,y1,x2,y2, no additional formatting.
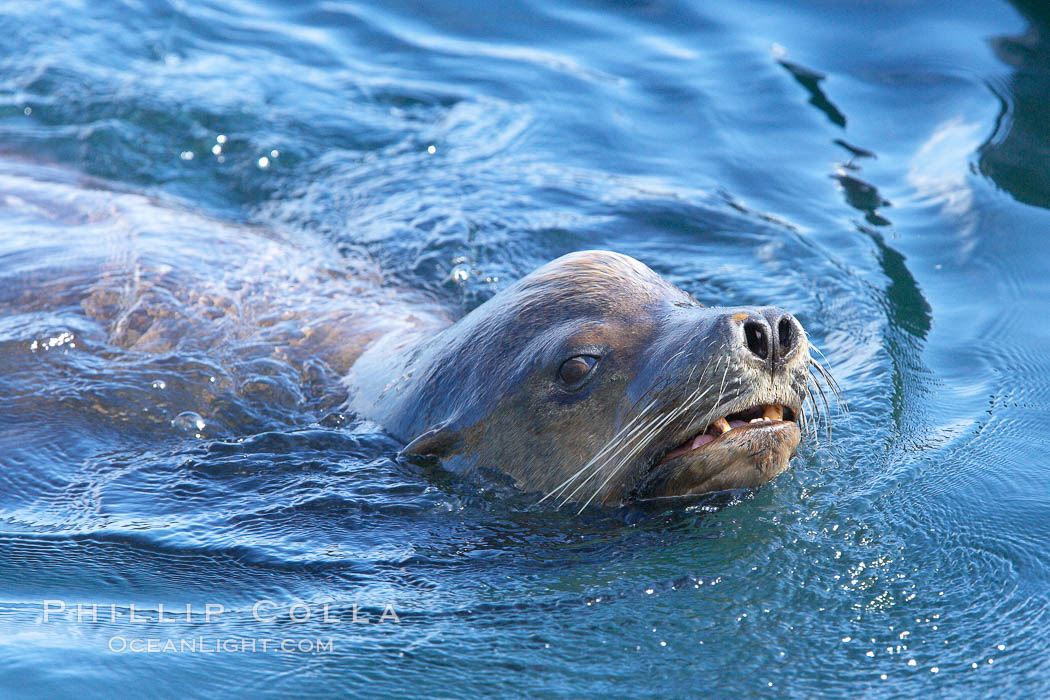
743,320,769,360
778,316,793,355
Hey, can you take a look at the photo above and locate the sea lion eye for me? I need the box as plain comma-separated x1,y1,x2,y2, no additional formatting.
557,355,598,386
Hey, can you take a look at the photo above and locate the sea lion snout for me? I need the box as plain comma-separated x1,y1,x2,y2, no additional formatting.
730,308,802,371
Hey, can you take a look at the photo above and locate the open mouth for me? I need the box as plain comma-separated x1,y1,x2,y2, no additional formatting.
657,404,797,465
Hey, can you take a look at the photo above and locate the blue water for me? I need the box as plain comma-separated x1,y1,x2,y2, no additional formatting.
2,0,1050,696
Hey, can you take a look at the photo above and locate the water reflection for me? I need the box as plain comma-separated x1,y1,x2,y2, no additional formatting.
777,54,893,226
833,171,892,227
980,0,1050,209
777,57,847,128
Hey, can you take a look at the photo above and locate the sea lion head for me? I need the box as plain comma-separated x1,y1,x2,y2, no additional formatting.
350,250,816,509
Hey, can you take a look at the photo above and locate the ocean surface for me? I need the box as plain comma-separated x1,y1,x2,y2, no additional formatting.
2,0,1050,697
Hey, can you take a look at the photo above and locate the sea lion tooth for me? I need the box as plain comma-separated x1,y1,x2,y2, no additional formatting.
763,405,783,421
750,417,766,423
713,417,731,434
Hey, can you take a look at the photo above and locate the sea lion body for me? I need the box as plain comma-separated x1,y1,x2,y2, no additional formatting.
3,163,813,507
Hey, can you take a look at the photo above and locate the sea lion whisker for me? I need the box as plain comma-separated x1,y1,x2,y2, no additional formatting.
555,405,665,507
810,356,845,404
565,380,719,509
712,357,731,412
577,385,716,513
808,342,848,412
660,348,688,373
575,376,724,510
552,382,703,506
802,382,820,446
805,348,848,443
540,397,661,504
810,367,833,442
578,440,648,513
809,357,849,427
808,341,836,377
805,365,832,442
796,395,812,439
808,358,844,409
563,417,659,507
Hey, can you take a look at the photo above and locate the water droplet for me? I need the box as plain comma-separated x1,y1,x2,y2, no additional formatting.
907,659,916,666
427,145,436,154
23,106,31,115
151,379,167,390
257,156,270,168
172,411,207,434
216,134,227,144
211,144,222,155
180,151,194,161
931,667,939,673
448,265,469,284
270,149,280,158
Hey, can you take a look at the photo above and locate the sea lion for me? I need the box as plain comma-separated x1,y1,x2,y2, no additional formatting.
347,250,814,509
1,162,822,509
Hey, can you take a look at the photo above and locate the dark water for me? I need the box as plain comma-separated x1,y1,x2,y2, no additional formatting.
2,0,1050,697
